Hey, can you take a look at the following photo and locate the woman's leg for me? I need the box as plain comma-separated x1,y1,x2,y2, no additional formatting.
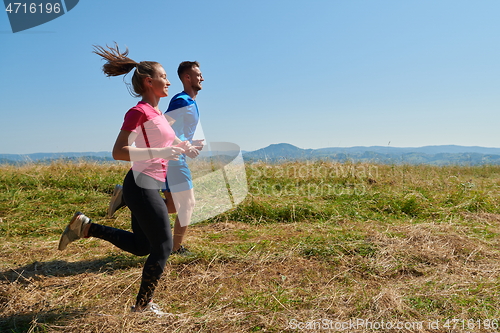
122,171,173,308
88,170,172,307
87,214,150,256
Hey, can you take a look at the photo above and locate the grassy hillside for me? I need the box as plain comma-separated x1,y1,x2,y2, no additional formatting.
1,161,500,332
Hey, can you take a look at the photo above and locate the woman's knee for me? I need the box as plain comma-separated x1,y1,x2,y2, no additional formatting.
133,244,151,257
150,243,172,263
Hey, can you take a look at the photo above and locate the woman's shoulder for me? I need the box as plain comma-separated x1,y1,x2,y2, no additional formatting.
131,101,153,112
122,102,156,131
128,102,161,119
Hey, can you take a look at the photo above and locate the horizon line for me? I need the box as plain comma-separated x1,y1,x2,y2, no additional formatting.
3,143,500,155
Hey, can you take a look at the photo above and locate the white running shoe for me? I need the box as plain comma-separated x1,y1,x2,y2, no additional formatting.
131,301,167,316
107,184,126,218
58,212,91,251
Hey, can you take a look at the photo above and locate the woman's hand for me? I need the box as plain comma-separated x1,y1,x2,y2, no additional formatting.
160,146,185,160
175,140,192,151
113,131,189,161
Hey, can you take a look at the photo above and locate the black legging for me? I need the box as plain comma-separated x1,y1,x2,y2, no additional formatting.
88,170,172,307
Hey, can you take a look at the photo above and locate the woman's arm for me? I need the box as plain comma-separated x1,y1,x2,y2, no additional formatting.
112,130,185,161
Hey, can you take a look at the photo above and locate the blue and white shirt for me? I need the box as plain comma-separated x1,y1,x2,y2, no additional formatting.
165,91,200,165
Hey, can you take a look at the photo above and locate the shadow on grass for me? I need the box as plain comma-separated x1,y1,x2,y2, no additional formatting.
0,308,85,333
0,256,142,331
0,255,146,283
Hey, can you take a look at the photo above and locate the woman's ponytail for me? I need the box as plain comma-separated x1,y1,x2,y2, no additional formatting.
93,43,160,97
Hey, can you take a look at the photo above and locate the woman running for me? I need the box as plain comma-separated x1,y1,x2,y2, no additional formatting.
58,44,189,315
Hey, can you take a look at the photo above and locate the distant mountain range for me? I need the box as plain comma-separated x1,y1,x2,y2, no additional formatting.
0,152,115,165
2,144,500,166
243,143,500,165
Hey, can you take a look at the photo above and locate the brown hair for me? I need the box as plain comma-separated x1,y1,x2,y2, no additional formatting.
93,43,161,97
177,61,200,79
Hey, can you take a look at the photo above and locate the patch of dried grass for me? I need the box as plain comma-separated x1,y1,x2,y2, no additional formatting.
2,214,500,332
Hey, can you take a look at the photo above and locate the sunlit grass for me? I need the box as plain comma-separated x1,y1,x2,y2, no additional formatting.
1,161,500,332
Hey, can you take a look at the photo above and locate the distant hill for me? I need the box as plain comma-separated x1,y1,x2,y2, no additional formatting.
315,145,500,155
2,144,500,165
0,152,114,165
243,143,316,160
242,143,500,165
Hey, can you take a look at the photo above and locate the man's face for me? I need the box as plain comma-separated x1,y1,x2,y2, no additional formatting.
187,66,204,91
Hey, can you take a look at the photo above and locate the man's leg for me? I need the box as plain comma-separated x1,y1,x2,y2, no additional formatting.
163,190,177,214
167,189,195,252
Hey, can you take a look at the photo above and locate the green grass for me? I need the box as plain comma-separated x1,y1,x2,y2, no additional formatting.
1,160,500,332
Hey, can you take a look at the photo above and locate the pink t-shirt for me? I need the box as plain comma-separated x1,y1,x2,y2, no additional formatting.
121,101,175,182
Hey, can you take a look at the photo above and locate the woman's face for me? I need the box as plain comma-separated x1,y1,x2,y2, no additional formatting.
149,65,171,98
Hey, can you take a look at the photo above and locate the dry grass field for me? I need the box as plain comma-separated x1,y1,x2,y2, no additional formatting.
1,161,500,332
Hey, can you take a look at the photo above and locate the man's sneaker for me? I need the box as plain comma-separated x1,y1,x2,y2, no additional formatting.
131,301,167,316
107,184,126,218
58,212,91,251
171,245,194,257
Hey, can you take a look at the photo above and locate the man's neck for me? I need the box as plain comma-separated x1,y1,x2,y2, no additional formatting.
183,87,198,100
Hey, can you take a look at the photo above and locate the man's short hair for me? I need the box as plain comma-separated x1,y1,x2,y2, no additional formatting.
177,61,200,79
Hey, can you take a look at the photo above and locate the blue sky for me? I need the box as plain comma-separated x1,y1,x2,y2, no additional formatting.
1,0,499,154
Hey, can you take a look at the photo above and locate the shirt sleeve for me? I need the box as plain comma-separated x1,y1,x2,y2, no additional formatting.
166,96,189,113
121,107,146,132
